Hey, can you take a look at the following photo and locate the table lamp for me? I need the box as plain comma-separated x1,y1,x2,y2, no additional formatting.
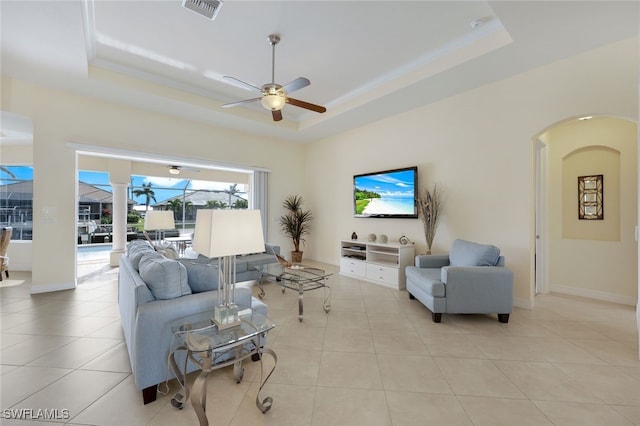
192,209,265,328
144,211,176,241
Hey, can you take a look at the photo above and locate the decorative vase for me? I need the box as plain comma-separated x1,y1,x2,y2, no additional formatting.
399,234,411,245
379,234,388,243
351,232,358,240
368,233,376,242
291,251,303,263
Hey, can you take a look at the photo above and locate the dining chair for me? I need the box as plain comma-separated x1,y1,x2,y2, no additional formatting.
0,227,13,281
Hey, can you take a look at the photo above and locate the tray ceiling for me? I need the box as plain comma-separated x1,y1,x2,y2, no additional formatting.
1,1,638,142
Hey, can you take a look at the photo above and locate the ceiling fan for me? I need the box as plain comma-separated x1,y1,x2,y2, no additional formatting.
168,165,200,175
221,33,326,122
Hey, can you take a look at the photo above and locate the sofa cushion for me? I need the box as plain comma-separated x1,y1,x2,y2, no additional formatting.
449,239,500,267
234,259,249,274
244,253,277,269
178,259,219,293
139,253,191,300
183,254,248,273
405,266,445,297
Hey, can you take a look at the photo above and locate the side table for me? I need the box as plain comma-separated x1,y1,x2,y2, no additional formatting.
169,308,277,426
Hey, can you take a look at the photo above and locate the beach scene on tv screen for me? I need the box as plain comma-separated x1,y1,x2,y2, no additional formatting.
354,169,415,216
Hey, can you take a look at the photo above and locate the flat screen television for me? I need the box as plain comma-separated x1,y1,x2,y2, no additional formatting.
353,166,418,218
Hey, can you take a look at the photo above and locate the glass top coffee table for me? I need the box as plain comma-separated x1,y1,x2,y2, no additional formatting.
255,263,332,322
169,308,277,426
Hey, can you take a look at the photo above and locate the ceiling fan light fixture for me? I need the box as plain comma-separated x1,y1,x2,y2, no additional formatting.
221,33,326,121
169,166,181,175
261,93,286,111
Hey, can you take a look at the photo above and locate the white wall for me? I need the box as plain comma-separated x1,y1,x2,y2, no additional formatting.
305,36,639,308
546,117,637,304
1,35,637,304
1,77,304,292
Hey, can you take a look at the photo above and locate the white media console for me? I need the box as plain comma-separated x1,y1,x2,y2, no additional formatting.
339,240,415,290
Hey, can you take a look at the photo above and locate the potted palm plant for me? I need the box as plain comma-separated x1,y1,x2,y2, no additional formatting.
279,195,312,263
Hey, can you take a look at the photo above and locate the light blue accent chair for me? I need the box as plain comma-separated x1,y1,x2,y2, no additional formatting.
405,239,514,323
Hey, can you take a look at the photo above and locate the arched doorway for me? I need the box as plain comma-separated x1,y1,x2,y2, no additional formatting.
534,115,637,307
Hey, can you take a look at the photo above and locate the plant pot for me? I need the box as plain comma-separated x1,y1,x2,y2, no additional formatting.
291,251,303,264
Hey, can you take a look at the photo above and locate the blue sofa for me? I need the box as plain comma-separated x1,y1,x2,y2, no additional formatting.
405,239,514,323
118,240,279,404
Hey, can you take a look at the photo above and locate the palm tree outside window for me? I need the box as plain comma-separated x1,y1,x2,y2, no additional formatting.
132,183,156,213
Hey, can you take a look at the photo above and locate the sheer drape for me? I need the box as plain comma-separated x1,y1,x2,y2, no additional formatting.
251,170,269,241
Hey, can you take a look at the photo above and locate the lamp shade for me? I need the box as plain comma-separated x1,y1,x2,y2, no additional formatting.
144,210,176,231
192,209,265,258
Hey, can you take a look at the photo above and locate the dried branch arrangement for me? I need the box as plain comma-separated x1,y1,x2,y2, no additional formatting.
418,183,446,254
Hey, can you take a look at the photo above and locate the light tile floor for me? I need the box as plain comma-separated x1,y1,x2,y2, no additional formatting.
1,259,639,425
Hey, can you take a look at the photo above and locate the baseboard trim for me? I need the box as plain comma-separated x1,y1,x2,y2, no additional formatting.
30,281,76,294
551,284,637,306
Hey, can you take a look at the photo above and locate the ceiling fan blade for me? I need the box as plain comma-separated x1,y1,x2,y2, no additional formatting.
286,97,327,113
272,109,283,122
221,98,261,108
282,77,310,94
223,76,261,92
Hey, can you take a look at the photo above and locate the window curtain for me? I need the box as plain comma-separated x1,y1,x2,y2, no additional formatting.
251,170,269,241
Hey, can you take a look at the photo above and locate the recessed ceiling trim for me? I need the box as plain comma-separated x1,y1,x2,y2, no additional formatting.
81,0,97,62
305,20,513,129
0,111,34,146
89,60,226,104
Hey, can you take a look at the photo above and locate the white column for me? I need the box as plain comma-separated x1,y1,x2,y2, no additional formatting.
110,182,128,266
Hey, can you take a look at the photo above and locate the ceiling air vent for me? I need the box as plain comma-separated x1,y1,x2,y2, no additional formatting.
182,0,223,20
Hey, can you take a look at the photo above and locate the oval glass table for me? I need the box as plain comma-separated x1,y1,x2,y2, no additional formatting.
254,263,332,321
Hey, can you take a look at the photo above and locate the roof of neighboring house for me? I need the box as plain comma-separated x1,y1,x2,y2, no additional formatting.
153,189,246,207
0,181,33,200
1,180,135,204
79,182,115,204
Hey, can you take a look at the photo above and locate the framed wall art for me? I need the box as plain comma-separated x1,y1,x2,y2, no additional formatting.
578,174,603,220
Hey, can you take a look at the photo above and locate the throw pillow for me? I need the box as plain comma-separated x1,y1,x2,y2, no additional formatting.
178,259,219,293
156,246,179,259
129,244,156,271
139,253,191,300
265,244,279,255
126,239,152,256
183,247,200,259
449,239,500,267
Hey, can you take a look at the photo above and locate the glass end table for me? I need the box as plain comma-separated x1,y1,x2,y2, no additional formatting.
255,263,332,322
169,308,277,426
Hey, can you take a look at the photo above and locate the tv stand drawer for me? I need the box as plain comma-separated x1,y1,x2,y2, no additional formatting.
340,258,366,277
366,264,398,286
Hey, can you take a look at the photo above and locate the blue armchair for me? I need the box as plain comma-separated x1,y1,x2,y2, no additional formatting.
405,239,514,323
